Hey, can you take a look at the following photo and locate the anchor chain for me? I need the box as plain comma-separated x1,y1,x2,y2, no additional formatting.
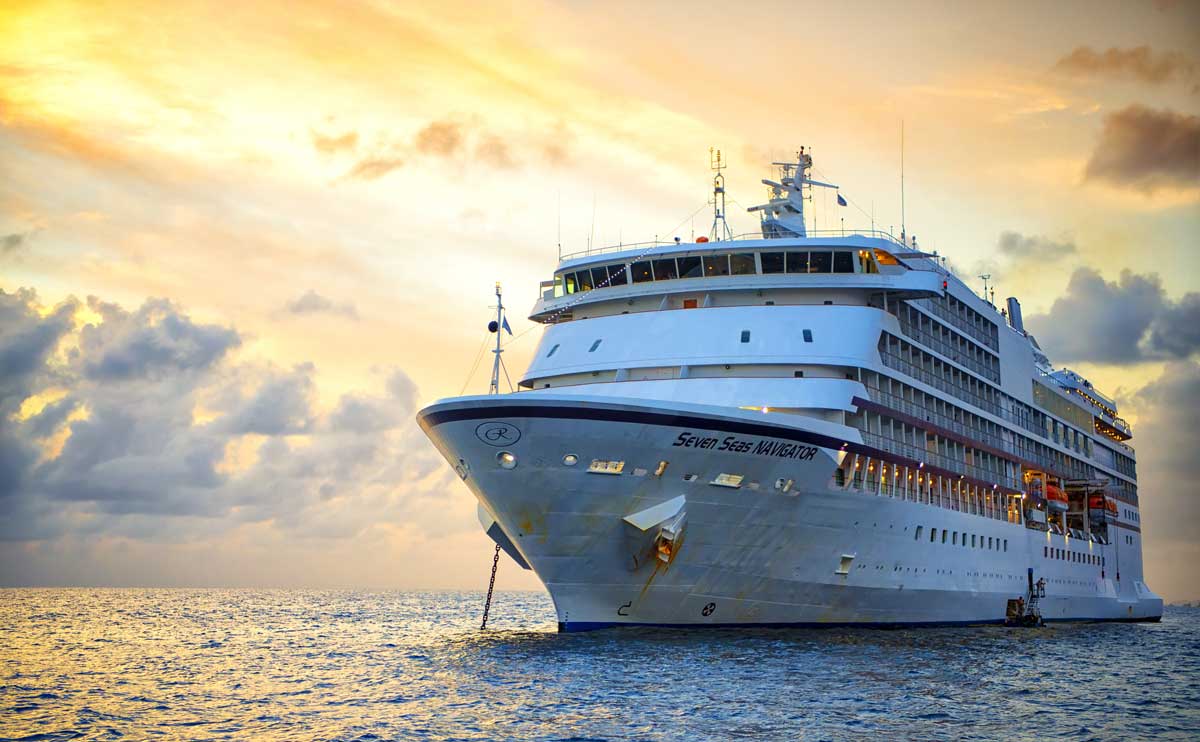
480,542,502,630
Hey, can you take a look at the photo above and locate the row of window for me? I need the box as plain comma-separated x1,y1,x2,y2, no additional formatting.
1123,508,1140,523
1045,545,1103,567
914,294,1000,351
915,525,1009,552
887,301,1001,384
557,249,885,295
879,333,1003,416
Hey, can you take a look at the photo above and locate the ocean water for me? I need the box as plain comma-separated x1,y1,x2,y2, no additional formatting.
1,590,1197,741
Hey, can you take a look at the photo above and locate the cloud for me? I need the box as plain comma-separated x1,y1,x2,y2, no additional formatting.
283,289,358,319
1122,360,1200,601
2,232,29,256
311,129,359,155
1083,105,1200,193
345,155,405,180
1024,267,1200,364
341,116,562,180
1053,46,1195,84
0,289,453,563
996,231,1076,260
77,296,241,381
413,120,463,157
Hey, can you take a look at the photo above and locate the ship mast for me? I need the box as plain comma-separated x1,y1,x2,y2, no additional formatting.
709,148,733,242
489,282,506,395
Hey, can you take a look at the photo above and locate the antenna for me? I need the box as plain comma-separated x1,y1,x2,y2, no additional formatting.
709,147,733,241
978,273,992,302
900,120,906,245
556,189,562,261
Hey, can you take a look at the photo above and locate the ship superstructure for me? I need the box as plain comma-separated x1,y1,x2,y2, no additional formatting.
418,151,1161,630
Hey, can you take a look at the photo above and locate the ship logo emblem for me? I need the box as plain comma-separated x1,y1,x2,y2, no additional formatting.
475,421,521,446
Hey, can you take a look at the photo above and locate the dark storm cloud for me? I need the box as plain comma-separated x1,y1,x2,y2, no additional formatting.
1025,267,1200,364
283,289,358,319
996,231,1076,260
0,288,451,554
1083,105,1200,193
1054,46,1195,84
78,297,240,382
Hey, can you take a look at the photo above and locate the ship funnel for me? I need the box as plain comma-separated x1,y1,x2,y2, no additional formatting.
1006,297,1025,334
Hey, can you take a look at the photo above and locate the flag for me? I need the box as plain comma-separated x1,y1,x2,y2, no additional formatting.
836,193,847,207
502,316,512,335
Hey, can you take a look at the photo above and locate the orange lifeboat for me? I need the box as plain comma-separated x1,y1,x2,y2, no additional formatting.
1046,483,1069,512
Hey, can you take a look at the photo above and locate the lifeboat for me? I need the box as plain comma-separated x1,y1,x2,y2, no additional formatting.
1046,484,1069,512
1089,495,1118,520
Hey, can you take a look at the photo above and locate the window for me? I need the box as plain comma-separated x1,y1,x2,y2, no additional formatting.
809,251,832,273
704,254,731,276
942,530,948,544
1044,546,1048,557
631,261,653,283
711,473,744,488
740,330,751,343
833,251,854,273
589,339,602,352
786,251,809,273
577,270,594,292
652,258,678,281
988,537,993,550
971,534,976,547
591,266,611,288
761,252,786,274
683,298,698,309
930,528,937,543
607,264,628,285
857,250,878,274
793,370,804,378
564,273,578,294
677,256,703,278
546,344,560,358
730,253,756,275
915,526,923,541
587,459,624,475
952,532,957,545
1004,539,1008,552
802,329,813,343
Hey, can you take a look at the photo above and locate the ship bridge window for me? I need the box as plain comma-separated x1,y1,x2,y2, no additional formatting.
576,270,594,292
858,250,879,274
591,266,613,288
809,251,832,273
653,258,678,281
704,254,731,277
677,255,703,278
631,260,653,283
874,249,901,266
833,251,855,273
563,272,578,295
730,253,756,275
786,251,810,273
761,252,786,274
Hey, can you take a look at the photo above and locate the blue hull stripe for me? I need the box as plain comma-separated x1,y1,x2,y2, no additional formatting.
558,616,1162,632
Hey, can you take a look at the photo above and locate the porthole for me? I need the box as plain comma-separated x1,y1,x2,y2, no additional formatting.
497,451,517,469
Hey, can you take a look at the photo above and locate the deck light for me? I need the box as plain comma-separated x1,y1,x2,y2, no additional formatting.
563,454,578,466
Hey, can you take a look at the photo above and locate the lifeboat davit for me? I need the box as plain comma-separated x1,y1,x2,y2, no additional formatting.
1046,484,1069,512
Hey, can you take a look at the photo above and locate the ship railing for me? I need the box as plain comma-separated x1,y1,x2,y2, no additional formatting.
846,433,1017,523
912,298,1000,352
858,430,1021,492
558,228,917,262
879,350,1003,417
864,384,1011,452
896,318,1002,383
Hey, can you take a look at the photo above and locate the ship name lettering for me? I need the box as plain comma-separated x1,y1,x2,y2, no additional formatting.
673,432,720,449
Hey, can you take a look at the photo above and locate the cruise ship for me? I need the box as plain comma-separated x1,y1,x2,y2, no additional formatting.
418,150,1162,631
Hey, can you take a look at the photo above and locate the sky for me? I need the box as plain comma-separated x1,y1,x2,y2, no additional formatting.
1,0,1198,600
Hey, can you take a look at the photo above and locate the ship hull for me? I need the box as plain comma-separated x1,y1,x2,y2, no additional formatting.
418,394,1163,631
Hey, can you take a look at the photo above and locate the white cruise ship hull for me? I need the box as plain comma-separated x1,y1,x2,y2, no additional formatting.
418,393,1163,631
